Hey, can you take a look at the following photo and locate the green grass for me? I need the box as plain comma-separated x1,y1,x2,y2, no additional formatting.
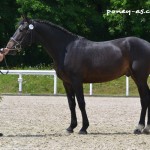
83,76,139,96
0,71,144,96
0,66,150,96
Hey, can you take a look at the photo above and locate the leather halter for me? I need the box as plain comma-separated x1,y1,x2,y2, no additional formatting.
5,21,34,53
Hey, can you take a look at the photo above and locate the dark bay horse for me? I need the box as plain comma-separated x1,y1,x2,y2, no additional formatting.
5,17,150,134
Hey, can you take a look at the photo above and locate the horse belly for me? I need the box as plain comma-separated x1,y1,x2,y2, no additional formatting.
82,57,129,83
83,71,124,83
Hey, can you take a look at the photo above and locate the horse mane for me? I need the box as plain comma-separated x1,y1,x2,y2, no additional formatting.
34,19,78,38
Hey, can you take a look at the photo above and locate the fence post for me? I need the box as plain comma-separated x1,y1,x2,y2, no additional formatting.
126,76,129,96
18,74,23,93
54,74,57,95
90,83,93,95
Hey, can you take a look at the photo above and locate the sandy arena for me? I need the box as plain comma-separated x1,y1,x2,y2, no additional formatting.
0,96,150,150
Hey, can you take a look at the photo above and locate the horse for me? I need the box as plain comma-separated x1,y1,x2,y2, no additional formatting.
5,16,150,134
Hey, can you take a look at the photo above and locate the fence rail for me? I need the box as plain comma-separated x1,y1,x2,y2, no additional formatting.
0,70,130,96
0,70,57,94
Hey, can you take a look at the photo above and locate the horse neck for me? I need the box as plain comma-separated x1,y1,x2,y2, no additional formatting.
34,22,77,65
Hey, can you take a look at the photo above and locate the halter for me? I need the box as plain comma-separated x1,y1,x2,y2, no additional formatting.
5,21,34,53
0,21,34,74
8,29,33,52
8,37,22,52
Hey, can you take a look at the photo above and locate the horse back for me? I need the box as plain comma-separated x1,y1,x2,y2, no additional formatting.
59,36,150,83
63,37,131,83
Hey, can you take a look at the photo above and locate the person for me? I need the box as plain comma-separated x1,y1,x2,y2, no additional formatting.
0,47,10,136
0,48,9,62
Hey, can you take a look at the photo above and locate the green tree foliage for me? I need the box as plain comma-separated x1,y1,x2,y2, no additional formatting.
0,0,150,67
0,0,18,47
14,0,108,66
103,0,150,40
16,0,107,40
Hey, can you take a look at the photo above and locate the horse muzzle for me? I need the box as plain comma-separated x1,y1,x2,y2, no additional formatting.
6,39,22,55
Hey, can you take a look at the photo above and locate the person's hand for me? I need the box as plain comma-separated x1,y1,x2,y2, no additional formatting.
0,48,10,62
0,52,4,62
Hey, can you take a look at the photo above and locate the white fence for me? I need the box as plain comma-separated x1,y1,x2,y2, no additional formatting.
0,70,130,96
89,77,129,96
0,70,57,94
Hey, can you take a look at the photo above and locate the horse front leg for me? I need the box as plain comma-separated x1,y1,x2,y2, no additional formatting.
72,79,89,134
63,82,77,133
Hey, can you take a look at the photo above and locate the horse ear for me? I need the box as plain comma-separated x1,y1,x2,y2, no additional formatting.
21,14,30,23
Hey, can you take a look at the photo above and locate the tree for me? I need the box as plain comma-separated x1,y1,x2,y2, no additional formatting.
0,0,18,47
103,0,150,41
14,0,108,66
16,0,108,40
0,0,21,67
1,0,149,67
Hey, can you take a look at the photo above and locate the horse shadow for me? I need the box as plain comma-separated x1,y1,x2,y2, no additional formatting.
2,133,63,138
0,132,136,138
89,132,133,136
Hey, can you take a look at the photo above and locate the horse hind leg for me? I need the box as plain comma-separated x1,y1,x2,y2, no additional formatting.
131,72,150,134
143,93,150,134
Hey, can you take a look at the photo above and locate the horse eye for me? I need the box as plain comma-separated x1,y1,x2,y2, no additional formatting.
24,26,29,30
19,28,23,32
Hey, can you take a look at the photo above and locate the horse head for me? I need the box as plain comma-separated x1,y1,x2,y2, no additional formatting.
6,16,35,55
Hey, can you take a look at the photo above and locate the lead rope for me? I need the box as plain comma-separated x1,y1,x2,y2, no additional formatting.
0,54,9,75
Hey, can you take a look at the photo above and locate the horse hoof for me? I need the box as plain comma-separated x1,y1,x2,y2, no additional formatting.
134,129,142,134
78,130,87,135
143,128,150,134
0,133,3,137
66,127,74,133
